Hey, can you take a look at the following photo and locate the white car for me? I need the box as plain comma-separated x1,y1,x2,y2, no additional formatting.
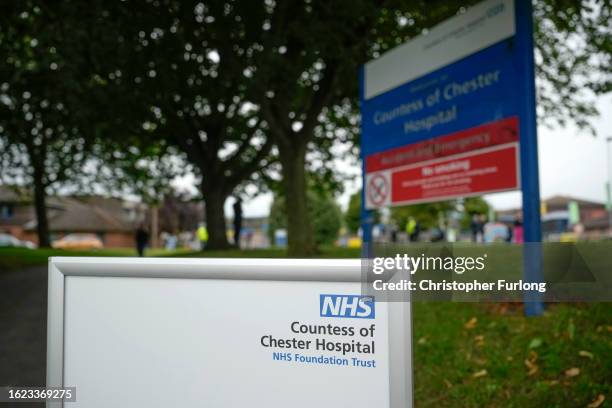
0,233,36,249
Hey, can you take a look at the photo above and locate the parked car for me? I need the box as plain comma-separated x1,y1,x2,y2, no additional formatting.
52,233,104,250
0,233,36,249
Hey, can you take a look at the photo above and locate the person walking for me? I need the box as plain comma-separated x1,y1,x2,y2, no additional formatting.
471,214,486,243
390,225,398,243
135,224,149,257
197,223,208,251
232,197,243,248
478,214,486,243
470,214,480,242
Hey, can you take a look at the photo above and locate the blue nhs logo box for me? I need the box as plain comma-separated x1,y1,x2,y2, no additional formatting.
319,294,375,319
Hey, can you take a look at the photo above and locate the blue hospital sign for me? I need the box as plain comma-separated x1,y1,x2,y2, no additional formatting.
360,0,544,315
361,0,538,211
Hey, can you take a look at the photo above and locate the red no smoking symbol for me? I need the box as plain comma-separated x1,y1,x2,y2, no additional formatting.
368,173,389,206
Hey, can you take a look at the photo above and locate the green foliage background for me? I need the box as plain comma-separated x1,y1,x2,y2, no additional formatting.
269,189,341,246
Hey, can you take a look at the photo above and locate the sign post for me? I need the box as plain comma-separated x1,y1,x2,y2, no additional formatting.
360,0,544,315
515,0,544,316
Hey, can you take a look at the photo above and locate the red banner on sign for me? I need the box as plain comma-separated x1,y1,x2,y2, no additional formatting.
365,116,519,173
391,144,519,205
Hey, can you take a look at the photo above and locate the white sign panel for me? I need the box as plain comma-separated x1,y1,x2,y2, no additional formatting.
364,0,515,100
47,258,413,407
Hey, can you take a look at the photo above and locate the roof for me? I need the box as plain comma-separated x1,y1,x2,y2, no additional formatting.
0,184,143,233
497,195,606,215
24,196,137,233
544,195,604,209
0,185,30,203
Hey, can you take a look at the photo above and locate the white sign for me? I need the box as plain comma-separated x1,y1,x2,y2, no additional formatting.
47,258,413,407
364,0,515,100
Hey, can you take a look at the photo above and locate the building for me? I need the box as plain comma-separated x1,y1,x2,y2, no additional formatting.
543,195,611,239
0,186,145,247
543,195,608,221
497,195,611,240
0,186,34,239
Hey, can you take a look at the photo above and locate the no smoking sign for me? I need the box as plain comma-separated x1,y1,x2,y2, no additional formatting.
365,171,391,209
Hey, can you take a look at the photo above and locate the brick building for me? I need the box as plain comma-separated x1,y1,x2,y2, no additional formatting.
497,195,611,240
0,186,145,247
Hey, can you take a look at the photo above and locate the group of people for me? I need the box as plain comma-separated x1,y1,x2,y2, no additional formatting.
376,212,524,244
372,217,421,243
134,197,244,257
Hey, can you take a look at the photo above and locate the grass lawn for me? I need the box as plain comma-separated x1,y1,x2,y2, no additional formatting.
0,246,362,271
412,302,610,407
0,247,193,270
176,246,363,259
1,245,609,406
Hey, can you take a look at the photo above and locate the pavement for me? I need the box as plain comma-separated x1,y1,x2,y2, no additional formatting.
0,266,47,407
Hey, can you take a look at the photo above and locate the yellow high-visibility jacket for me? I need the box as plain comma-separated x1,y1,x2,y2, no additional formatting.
406,219,416,235
197,226,208,242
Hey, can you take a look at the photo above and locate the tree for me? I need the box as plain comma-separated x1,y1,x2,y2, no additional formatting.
247,1,496,255
533,0,611,133
345,189,381,234
250,1,385,255
0,3,94,247
269,189,342,247
312,194,342,246
345,191,363,235
81,1,274,249
158,189,203,234
460,197,490,230
391,201,456,232
390,197,490,235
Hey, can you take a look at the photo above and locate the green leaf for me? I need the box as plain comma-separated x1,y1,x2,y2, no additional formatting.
528,337,543,349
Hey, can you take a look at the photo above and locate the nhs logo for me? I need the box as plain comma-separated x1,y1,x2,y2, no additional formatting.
319,294,375,319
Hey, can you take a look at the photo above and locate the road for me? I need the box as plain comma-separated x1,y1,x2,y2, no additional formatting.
0,266,47,407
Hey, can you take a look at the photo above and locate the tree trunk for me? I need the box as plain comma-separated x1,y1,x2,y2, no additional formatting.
279,143,316,257
32,165,51,248
203,187,231,250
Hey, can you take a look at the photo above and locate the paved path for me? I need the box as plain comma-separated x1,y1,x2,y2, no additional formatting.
0,266,47,407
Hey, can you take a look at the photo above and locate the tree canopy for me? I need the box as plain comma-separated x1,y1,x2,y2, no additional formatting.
79,1,276,249
0,3,98,246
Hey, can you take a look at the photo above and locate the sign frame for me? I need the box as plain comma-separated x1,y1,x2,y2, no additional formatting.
47,257,413,408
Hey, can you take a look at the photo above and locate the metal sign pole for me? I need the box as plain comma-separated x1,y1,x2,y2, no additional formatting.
516,0,544,316
360,66,374,258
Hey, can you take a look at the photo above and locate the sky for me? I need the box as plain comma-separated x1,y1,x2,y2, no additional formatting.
173,94,611,219
487,95,612,210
